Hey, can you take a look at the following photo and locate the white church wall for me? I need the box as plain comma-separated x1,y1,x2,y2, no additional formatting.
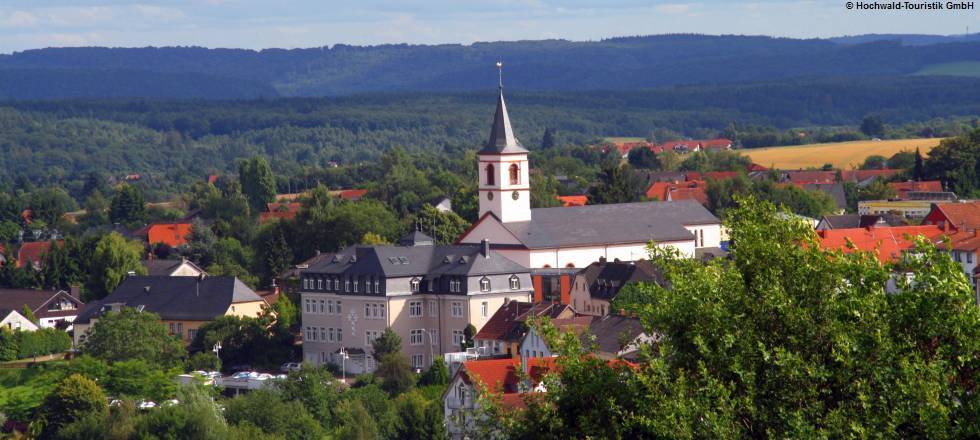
685,224,723,249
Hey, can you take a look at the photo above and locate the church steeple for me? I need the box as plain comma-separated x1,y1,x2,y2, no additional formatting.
479,63,528,155
478,62,531,223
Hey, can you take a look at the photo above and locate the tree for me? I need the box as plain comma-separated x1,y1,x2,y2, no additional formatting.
81,307,186,368
334,399,379,440
109,184,146,226
413,204,471,244
529,174,562,209
541,128,557,149
79,191,110,228
271,291,298,332
859,154,888,170
627,147,660,169
391,391,447,440
239,156,277,212
376,354,415,396
507,195,980,438
0,220,20,242
28,187,77,227
106,359,177,402
20,305,37,325
418,357,449,386
190,315,291,370
223,389,324,440
135,385,229,440
84,232,145,301
588,164,642,205
40,238,80,290
860,115,885,137
460,324,477,351
38,374,108,439
276,366,344,428
924,129,980,196
914,147,925,180
371,327,402,360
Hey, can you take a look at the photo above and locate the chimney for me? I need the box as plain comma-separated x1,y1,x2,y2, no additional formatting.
69,285,80,298
481,239,490,258
598,256,606,263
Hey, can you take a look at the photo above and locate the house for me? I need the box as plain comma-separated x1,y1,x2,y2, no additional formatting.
922,201,980,230
277,251,336,294
645,180,707,205
456,85,721,270
73,275,267,346
259,202,302,223
431,197,453,213
16,241,63,270
815,225,946,263
144,258,206,277
0,288,85,330
0,310,38,332
937,229,980,296
859,200,937,219
136,222,193,247
782,170,837,185
889,181,943,200
298,231,533,373
568,259,665,317
840,169,901,187
444,357,556,439
473,301,576,358
556,195,587,207
638,171,688,185
518,316,592,358
816,214,906,230
333,189,369,201
583,314,653,360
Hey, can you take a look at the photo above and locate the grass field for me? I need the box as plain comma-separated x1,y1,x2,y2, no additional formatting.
914,62,980,78
742,138,943,170
0,362,69,419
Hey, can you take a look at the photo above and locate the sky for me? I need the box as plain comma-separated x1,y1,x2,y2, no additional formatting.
0,0,976,54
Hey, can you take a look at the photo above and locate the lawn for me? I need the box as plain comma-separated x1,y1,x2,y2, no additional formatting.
914,62,980,78
0,362,70,420
742,138,943,170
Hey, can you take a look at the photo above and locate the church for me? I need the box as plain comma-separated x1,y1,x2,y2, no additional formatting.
456,80,722,270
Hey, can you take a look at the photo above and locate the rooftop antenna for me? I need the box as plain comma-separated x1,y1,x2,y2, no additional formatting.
496,61,504,90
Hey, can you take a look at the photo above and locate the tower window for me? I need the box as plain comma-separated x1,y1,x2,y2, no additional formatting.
509,164,520,185
486,164,495,186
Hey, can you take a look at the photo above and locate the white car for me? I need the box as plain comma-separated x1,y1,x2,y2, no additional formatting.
280,362,302,372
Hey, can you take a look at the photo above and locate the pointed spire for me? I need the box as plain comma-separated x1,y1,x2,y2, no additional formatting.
480,62,528,155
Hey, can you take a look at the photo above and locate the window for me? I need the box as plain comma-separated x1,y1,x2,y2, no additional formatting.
485,164,495,186
177,323,183,334
509,275,520,290
509,163,520,185
969,252,974,264
411,278,421,293
353,280,359,292
365,304,372,318
328,300,335,315
412,354,425,369
379,303,385,318
430,329,439,346
336,301,342,314
480,277,490,292
366,330,381,345
333,278,340,290
188,329,197,341
409,301,423,317
451,302,463,318
305,327,314,341
366,278,372,293
317,278,323,290
303,278,309,290
453,330,465,347
428,301,438,317
169,322,176,334
336,328,342,342
481,302,488,317
375,279,380,293
304,299,311,313
410,329,424,345
318,300,324,314
324,327,330,342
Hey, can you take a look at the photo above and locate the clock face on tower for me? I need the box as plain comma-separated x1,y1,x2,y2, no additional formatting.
487,192,494,200
512,191,520,200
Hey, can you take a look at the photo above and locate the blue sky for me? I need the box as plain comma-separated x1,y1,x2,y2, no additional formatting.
0,1,975,54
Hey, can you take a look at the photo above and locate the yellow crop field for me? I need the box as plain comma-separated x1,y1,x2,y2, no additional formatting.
742,138,944,170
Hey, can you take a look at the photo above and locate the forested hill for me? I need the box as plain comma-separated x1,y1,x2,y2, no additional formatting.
1,34,980,99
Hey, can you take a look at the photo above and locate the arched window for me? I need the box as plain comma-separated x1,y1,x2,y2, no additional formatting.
485,164,495,186
509,275,520,290
480,277,491,292
509,164,520,185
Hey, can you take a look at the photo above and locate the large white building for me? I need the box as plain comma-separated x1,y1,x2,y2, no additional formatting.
457,84,722,269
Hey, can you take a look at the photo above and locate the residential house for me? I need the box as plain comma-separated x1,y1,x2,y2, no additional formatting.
73,275,267,346
444,357,556,439
568,259,665,317
0,310,38,332
840,169,901,187
781,170,837,185
259,202,302,224
473,301,576,358
144,258,206,277
583,314,653,360
816,214,906,230
0,288,85,329
456,85,722,269
922,201,980,230
815,225,946,263
16,241,62,270
299,231,533,373
331,189,369,201
518,316,592,358
889,181,943,199
937,229,980,297
556,195,587,207
137,222,193,247
431,197,454,213
859,200,938,219
645,180,708,205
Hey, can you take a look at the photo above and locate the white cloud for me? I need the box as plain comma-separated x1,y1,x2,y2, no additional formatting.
654,3,694,14
0,10,39,27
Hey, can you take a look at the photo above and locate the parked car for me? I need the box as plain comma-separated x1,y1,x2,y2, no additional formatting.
280,362,302,372
228,364,252,373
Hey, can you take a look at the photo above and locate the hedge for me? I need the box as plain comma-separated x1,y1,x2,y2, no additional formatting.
0,328,72,361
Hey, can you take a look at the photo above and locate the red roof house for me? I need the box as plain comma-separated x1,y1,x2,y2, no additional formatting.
145,223,193,247
816,225,946,263
259,202,302,223
784,170,837,185
337,189,368,201
889,181,943,199
556,195,588,207
645,180,708,205
16,241,63,270
840,169,901,185
922,201,980,230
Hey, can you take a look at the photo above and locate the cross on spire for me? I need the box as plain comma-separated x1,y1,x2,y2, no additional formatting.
497,61,503,90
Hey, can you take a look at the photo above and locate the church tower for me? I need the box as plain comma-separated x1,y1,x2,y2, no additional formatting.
478,63,531,223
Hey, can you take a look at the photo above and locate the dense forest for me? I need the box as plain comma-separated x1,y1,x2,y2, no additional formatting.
2,74,980,194
1,34,980,98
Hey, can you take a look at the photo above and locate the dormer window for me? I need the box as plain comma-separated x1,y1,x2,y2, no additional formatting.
345,279,350,292
353,279,359,292
480,277,491,292
486,164,495,186
509,275,520,290
411,278,421,293
509,164,520,185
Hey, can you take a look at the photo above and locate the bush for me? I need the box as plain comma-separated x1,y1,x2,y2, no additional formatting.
0,328,71,361
186,352,221,372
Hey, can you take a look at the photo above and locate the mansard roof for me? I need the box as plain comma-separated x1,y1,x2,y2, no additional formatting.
304,243,528,278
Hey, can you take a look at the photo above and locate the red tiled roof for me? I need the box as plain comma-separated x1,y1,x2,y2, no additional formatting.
840,169,900,182
940,229,980,252
475,302,572,342
645,180,707,205
668,187,708,205
816,225,946,263
461,357,557,395
932,202,980,230
556,195,587,207
207,174,219,185
259,211,297,223
747,163,768,172
684,172,702,181
699,138,733,149
16,241,61,269
785,171,837,184
704,171,739,181
338,189,368,201
146,223,193,247
889,181,943,199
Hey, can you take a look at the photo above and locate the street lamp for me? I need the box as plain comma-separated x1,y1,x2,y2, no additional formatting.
212,342,222,370
339,347,349,384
